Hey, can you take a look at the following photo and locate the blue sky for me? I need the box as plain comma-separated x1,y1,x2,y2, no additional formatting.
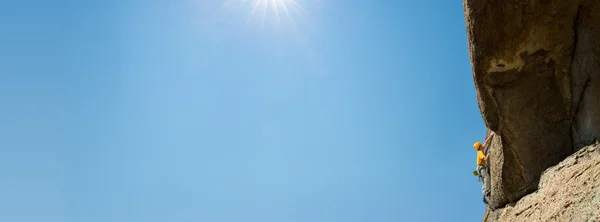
0,0,490,221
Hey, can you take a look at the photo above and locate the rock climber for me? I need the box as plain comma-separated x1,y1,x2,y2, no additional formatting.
474,131,494,204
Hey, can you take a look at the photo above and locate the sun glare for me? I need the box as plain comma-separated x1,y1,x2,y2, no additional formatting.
224,0,308,28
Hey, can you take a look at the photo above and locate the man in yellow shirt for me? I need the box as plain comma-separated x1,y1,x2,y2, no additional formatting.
474,131,495,204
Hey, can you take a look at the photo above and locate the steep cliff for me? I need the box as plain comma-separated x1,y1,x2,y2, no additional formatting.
483,144,600,222
463,0,600,212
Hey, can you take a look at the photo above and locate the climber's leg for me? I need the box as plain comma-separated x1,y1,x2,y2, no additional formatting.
478,165,491,198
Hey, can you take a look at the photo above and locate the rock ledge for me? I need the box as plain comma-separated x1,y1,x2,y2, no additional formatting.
484,144,600,222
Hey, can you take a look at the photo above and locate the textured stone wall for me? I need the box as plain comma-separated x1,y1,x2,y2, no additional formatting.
463,0,600,210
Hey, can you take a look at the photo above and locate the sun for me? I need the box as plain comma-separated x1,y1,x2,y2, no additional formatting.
224,0,307,28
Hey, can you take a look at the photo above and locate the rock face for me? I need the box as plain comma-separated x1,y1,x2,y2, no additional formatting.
463,0,600,209
571,2,600,150
483,144,600,222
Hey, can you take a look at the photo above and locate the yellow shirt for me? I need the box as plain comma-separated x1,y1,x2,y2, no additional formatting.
477,150,486,165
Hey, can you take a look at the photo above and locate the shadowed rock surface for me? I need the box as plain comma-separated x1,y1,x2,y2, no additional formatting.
571,2,600,150
483,144,600,222
463,0,600,210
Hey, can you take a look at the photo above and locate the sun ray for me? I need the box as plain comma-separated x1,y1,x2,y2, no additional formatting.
288,0,307,16
260,0,268,28
271,0,281,26
278,0,299,32
207,0,327,76
247,0,262,24
228,0,314,30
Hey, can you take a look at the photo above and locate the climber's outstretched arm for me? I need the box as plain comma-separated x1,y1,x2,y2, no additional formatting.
482,131,495,149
